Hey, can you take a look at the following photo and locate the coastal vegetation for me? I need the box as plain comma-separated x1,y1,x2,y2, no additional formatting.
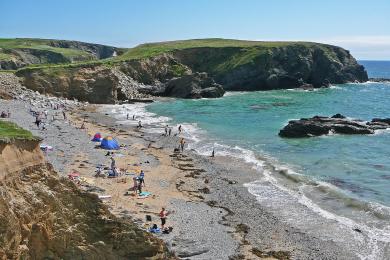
0,120,37,141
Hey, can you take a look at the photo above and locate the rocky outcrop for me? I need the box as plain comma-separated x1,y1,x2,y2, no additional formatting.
174,44,368,90
162,72,224,98
0,138,172,259
279,115,390,138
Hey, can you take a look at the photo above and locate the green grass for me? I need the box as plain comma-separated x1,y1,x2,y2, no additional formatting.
0,52,13,61
7,38,339,74
0,120,37,141
0,38,97,63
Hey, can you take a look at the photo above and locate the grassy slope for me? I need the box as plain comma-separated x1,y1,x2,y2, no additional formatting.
0,120,37,141
117,38,317,60
0,38,95,62
8,38,337,74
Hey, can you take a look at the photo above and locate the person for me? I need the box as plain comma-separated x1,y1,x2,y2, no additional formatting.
164,125,168,136
133,115,135,120
180,138,185,152
127,113,129,120
137,120,142,128
110,157,116,171
178,125,182,133
139,170,145,186
211,148,215,158
137,178,143,194
149,224,160,233
159,207,169,229
168,127,172,136
62,111,66,120
35,115,41,128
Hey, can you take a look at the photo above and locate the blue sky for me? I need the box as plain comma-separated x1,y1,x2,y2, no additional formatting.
1,0,389,59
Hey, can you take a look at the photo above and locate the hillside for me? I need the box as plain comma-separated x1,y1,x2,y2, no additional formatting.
2,38,368,102
0,121,172,259
0,38,118,70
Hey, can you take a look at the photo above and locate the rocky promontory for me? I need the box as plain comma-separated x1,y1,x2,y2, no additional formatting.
2,38,368,103
279,114,390,138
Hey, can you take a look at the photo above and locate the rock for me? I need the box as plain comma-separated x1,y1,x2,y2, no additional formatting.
278,115,390,138
299,83,315,90
331,113,346,119
164,72,225,99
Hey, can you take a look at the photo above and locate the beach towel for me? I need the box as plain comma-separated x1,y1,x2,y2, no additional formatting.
138,192,151,199
98,195,112,199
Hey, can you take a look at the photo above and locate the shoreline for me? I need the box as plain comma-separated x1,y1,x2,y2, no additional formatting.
69,103,357,259
1,94,388,259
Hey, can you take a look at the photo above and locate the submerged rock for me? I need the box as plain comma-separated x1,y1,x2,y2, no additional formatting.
279,115,390,138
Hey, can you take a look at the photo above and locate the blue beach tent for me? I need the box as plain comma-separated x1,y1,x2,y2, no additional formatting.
100,136,120,150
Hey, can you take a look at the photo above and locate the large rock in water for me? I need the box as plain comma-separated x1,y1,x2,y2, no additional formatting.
164,72,225,98
279,115,390,138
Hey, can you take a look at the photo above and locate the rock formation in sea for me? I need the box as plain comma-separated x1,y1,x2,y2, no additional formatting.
279,114,390,138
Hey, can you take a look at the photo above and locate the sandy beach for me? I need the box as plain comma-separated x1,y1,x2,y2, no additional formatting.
0,92,361,260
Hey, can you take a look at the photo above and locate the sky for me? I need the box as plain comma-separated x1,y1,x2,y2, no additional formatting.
1,0,389,60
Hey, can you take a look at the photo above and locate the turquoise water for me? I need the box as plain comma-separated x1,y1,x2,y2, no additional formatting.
148,82,390,207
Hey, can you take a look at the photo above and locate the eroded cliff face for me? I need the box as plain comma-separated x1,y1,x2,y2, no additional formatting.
173,44,368,90
0,140,171,259
15,43,367,103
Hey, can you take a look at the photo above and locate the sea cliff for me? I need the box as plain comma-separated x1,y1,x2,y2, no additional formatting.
2,38,368,103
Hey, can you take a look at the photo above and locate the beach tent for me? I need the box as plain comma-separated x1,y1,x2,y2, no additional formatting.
100,136,120,150
91,133,102,142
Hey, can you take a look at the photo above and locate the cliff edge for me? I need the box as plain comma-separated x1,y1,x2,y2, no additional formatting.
0,121,172,259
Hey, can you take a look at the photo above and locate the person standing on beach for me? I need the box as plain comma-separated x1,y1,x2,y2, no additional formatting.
180,138,185,152
110,157,116,170
159,207,169,229
138,120,142,128
35,115,41,128
168,127,172,136
211,148,215,158
178,125,182,134
133,115,135,120
127,113,129,120
139,170,145,187
165,125,168,136
62,111,66,120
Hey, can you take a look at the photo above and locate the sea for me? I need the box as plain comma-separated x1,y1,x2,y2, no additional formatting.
105,60,390,259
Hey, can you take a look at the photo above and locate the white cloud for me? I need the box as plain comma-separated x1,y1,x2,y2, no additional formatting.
317,35,390,60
